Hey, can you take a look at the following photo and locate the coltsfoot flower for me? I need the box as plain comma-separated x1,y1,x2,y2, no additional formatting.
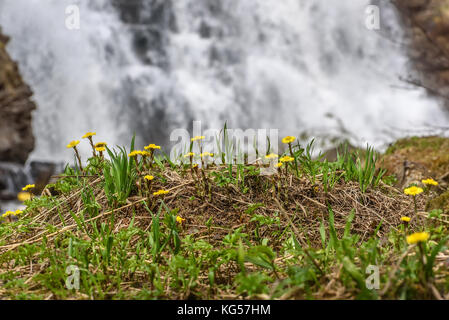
22,184,35,191
276,163,283,168
95,142,107,148
82,132,96,139
95,147,106,152
191,136,205,142
144,175,154,181
17,192,31,202
128,150,141,157
144,144,161,150
422,178,438,186
406,232,430,245
184,152,195,158
404,186,424,196
176,216,186,224
265,153,279,159
280,155,295,163
66,140,80,149
400,216,411,223
153,189,169,196
282,136,296,144
200,152,213,158
2,211,14,218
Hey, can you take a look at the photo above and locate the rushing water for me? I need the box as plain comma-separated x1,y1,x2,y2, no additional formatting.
0,0,448,163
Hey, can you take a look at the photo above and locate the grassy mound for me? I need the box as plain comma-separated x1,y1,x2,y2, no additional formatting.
0,134,448,300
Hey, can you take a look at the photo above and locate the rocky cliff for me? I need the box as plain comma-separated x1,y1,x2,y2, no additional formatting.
394,0,449,99
0,27,35,164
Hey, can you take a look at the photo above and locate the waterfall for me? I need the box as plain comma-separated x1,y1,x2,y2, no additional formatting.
0,0,447,163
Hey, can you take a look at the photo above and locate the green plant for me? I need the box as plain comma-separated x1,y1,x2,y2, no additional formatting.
103,136,138,205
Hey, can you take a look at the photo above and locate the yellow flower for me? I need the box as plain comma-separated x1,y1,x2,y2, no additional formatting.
128,150,140,157
66,140,80,149
17,192,31,202
422,178,438,186
95,142,107,148
140,151,150,157
15,210,23,216
275,163,283,168
191,136,205,142
2,211,15,218
95,147,106,152
184,152,195,158
200,152,212,158
144,175,154,181
22,184,35,191
280,155,295,163
265,153,279,159
400,216,411,223
82,132,96,139
153,189,169,196
144,144,161,150
282,136,296,144
406,232,430,245
176,216,185,224
192,164,198,168
404,186,424,196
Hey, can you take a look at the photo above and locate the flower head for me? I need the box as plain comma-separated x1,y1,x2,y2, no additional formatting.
422,178,438,186
95,147,106,152
17,192,31,202
282,136,296,144
15,210,23,216
144,175,154,181
66,140,80,149
153,189,169,196
82,132,96,139
22,184,35,191
406,232,430,245
176,216,186,224
128,150,141,157
280,155,295,163
200,152,213,158
95,142,107,148
184,152,195,158
400,216,411,223
2,211,15,218
276,163,283,168
144,144,161,150
191,136,205,142
404,186,424,196
265,153,279,160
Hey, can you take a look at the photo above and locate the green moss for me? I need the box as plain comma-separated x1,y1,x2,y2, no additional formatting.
385,136,447,155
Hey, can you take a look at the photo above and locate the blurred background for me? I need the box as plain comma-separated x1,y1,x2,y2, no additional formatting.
1,0,449,206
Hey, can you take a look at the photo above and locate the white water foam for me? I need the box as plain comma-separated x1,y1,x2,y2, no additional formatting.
0,0,447,162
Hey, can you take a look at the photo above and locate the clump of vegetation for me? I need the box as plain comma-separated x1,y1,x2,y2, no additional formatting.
0,129,448,300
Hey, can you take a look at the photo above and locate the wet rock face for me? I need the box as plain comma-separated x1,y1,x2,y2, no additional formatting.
0,28,36,164
394,0,449,98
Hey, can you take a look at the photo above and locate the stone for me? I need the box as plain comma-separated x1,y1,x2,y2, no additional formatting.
0,27,36,164
395,0,449,105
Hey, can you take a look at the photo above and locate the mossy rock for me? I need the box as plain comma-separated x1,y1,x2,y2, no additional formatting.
426,190,449,213
381,136,449,187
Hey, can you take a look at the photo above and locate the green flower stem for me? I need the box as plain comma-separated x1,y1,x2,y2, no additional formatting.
288,143,299,177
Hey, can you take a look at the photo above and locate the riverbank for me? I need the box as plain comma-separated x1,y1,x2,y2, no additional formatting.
0,134,448,299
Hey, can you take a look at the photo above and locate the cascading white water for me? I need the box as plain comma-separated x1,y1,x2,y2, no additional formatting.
0,0,448,162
